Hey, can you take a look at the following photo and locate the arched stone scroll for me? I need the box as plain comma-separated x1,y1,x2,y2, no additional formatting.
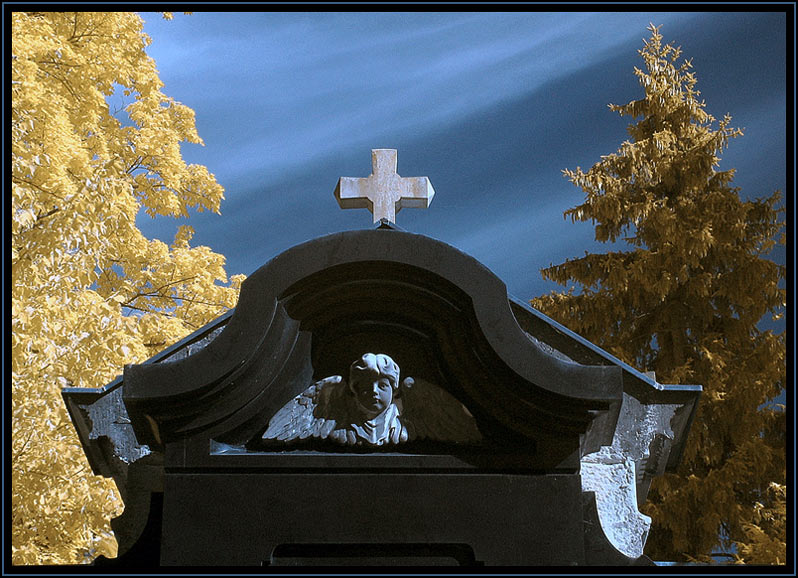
260,353,482,447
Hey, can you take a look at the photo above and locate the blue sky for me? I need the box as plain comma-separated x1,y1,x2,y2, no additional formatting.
136,10,787,306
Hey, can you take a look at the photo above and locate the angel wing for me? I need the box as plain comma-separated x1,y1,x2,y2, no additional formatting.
400,378,482,444
261,375,351,444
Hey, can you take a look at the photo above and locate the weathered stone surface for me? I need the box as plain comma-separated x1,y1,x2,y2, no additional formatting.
334,149,434,223
62,322,227,484
581,391,684,558
509,299,701,560
582,449,651,559
61,317,229,557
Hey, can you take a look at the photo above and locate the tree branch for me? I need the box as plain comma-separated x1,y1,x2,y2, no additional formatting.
12,176,65,201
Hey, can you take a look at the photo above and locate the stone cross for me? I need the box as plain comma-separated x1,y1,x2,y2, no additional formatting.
334,149,435,223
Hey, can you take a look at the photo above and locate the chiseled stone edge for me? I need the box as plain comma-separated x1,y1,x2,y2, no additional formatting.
580,392,680,558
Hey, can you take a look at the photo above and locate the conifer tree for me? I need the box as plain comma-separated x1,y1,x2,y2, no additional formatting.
12,12,244,563
532,25,785,563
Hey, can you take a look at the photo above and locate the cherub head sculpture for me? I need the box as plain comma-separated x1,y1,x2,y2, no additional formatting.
348,353,400,420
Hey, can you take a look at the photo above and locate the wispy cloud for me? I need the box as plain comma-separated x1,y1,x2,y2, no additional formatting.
138,11,786,301
143,12,693,181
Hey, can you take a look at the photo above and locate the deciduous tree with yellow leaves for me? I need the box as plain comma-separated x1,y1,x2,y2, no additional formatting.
12,12,244,564
532,25,785,564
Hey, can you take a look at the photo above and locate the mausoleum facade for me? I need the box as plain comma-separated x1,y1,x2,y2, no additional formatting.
63,150,700,567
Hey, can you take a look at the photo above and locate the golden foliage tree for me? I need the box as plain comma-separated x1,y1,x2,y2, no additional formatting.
532,25,786,563
11,12,244,564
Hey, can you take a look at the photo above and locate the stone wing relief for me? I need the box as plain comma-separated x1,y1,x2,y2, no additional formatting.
260,353,482,447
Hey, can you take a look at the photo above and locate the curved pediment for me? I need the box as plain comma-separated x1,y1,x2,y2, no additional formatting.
124,227,622,455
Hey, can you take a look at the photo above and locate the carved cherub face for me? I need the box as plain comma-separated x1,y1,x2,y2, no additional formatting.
351,374,393,419
349,353,399,420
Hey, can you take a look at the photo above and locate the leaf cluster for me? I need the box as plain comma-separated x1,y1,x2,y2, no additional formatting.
12,12,244,564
